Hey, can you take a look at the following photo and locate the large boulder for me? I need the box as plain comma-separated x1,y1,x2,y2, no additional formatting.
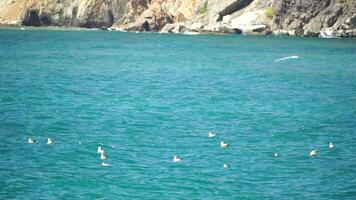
160,23,175,33
303,16,323,37
188,21,204,32
230,10,269,34
345,13,356,28
160,22,188,34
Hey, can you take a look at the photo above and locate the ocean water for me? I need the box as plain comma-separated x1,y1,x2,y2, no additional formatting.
0,28,356,199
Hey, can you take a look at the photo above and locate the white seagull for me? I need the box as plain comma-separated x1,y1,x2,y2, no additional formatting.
273,152,279,157
28,138,36,144
101,162,109,167
97,146,105,154
47,138,54,145
100,153,107,160
223,163,230,168
208,132,216,138
173,155,182,162
220,141,229,148
309,150,317,157
329,142,334,149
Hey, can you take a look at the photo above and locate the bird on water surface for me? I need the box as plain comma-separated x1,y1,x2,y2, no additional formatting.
47,138,54,145
173,155,182,162
220,141,229,148
28,138,36,144
309,150,317,157
208,132,216,138
223,163,230,168
100,153,107,160
97,146,105,154
329,142,334,149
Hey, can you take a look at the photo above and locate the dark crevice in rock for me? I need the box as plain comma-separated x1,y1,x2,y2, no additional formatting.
131,0,148,9
166,15,173,24
349,14,356,28
252,26,266,33
22,10,52,26
234,28,242,34
71,7,78,26
140,20,150,31
108,10,114,25
79,12,115,29
40,15,52,26
22,10,41,26
80,22,107,28
217,0,253,21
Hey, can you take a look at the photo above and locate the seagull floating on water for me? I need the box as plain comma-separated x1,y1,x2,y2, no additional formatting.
329,142,334,149
273,152,279,157
208,132,216,138
97,146,105,154
220,141,229,148
47,138,54,145
223,163,230,168
309,150,317,157
173,155,182,162
101,162,109,167
28,138,36,144
100,153,107,160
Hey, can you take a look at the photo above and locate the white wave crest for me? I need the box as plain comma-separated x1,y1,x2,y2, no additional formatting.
274,55,300,62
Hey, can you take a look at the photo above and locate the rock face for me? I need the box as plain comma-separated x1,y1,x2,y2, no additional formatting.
113,0,200,31
0,0,128,28
0,0,355,38
272,0,356,37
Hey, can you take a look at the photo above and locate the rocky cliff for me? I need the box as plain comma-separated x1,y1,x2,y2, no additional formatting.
0,0,355,38
0,0,127,28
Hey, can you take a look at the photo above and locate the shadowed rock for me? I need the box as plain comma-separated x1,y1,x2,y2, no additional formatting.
22,10,41,26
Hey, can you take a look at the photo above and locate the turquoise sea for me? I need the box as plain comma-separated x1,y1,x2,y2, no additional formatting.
0,28,356,199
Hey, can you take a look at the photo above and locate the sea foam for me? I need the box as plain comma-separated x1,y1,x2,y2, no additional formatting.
274,55,299,62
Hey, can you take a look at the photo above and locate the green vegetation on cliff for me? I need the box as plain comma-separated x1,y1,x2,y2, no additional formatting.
264,7,274,19
199,0,208,15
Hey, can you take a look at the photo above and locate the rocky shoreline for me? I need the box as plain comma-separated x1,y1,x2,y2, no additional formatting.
0,0,355,38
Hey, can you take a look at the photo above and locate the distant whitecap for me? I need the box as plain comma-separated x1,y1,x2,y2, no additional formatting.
274,55,299,62
183,31,200,35
101,162,109,167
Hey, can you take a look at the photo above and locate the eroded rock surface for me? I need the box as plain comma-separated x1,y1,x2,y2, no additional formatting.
0,0,355,37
